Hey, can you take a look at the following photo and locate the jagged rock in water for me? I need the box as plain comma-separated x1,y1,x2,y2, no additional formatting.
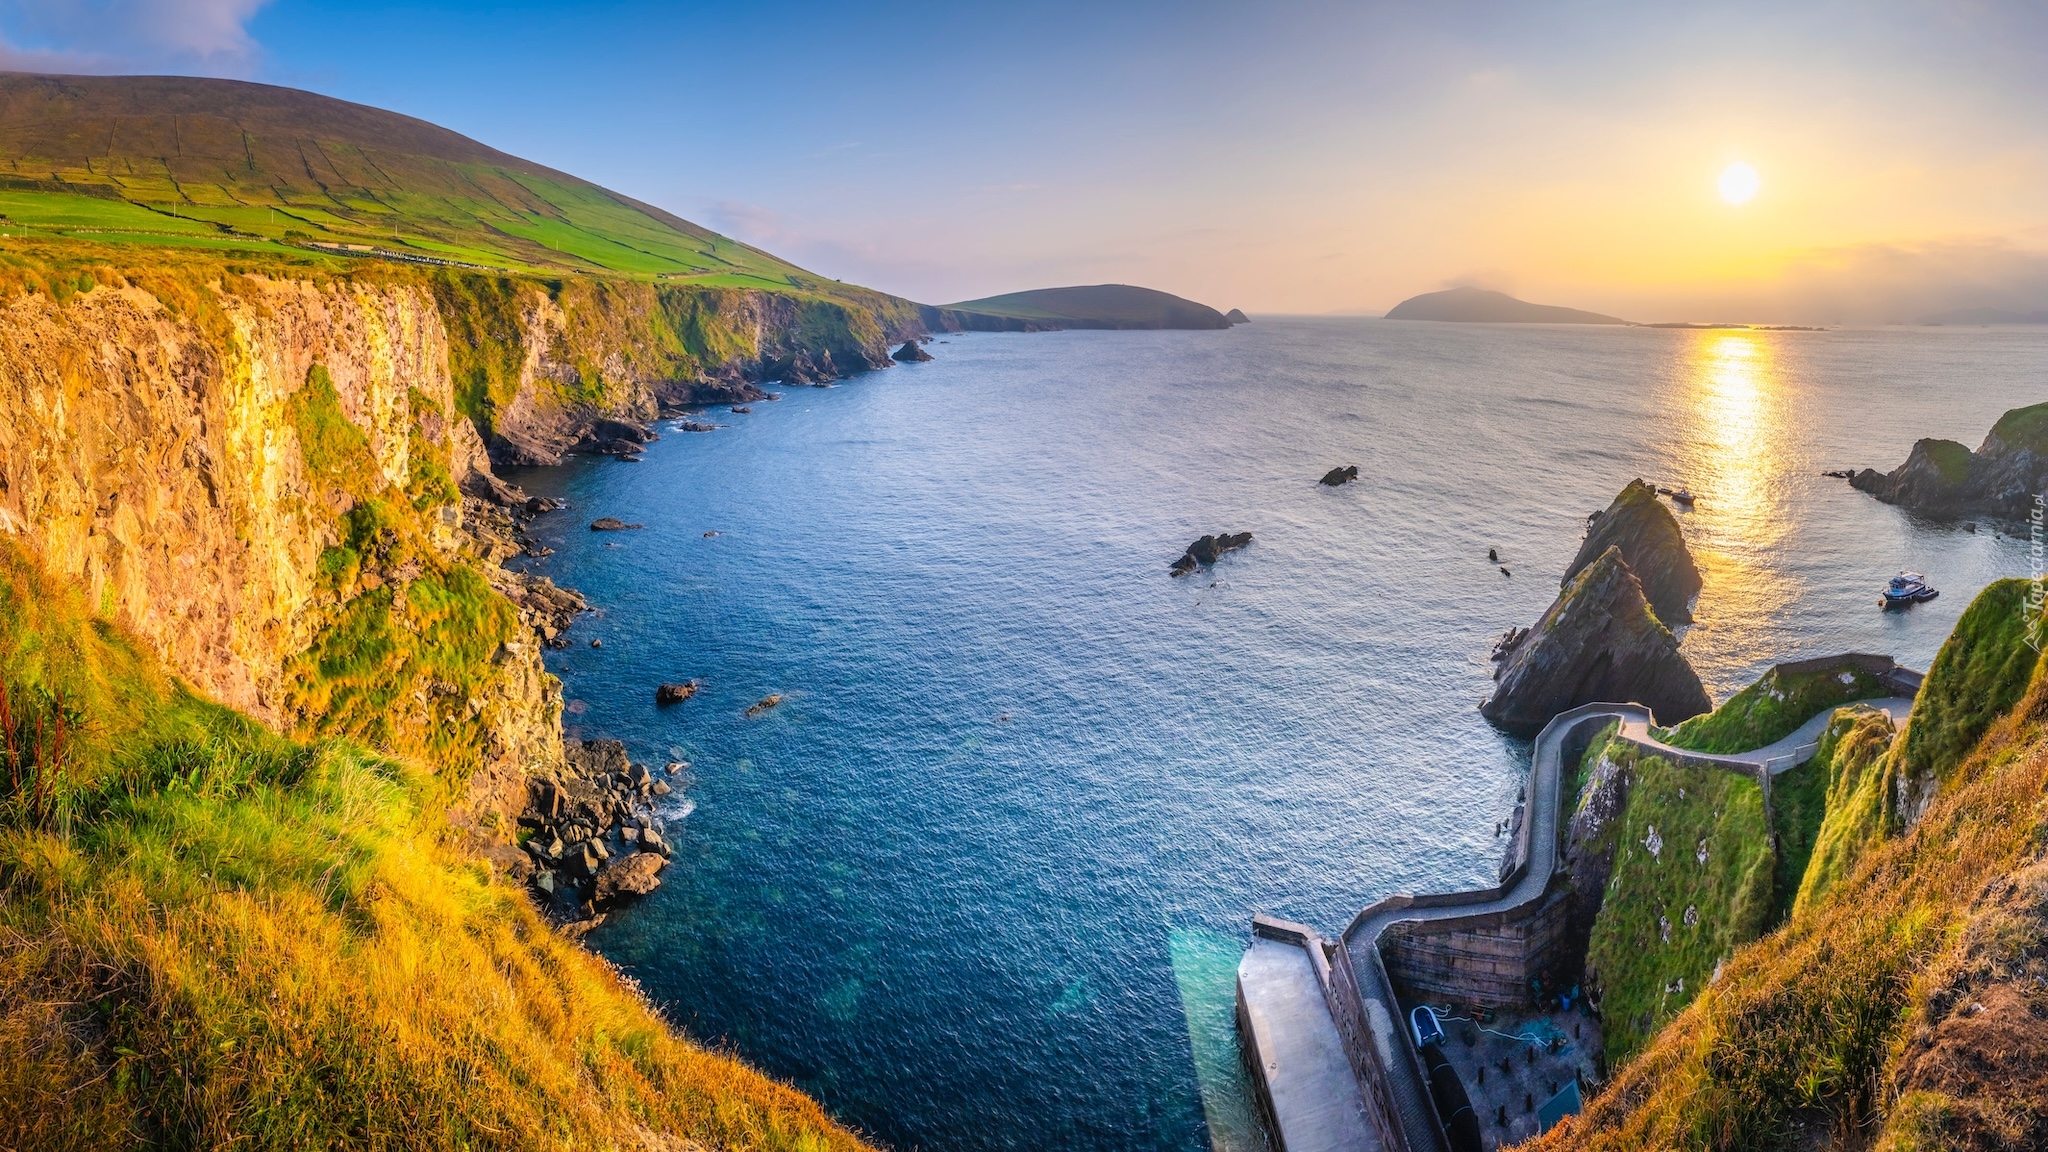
745,694,784,718
1851,404,2048,520
1319,465,1360,487
1169,532,1253,576
1565,479,1703,624
655,680,699,705
893,340,934,362
589,517,642,531
1481,546,1711,735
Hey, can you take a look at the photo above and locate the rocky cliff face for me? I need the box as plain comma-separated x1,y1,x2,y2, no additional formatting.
1566,479,1701,624
447,276,919,467
0,271,563,834
1482,546,1711,734
1851,402,2048,520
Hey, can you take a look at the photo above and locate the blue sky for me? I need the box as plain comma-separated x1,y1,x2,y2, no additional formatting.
3,1,2046,320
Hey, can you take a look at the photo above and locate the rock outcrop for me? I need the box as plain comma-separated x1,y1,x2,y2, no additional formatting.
655,680,699,705
589,517,642,531
1851,403,2048,520
518,739,675,923
893,340,934,362
1566,479,1703,623
1169,532,1253,576
1482,547,1712,735
1320,465,1360,487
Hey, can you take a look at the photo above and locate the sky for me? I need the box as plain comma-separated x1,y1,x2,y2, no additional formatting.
2,0,2045,322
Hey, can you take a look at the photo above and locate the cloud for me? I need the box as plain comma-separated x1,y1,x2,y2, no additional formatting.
0,0,272,74
1663,236,2048,324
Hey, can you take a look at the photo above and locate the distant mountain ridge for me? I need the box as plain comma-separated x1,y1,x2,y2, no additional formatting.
939,284,1230,331
1920,307,2048,325
1385,287,1628,325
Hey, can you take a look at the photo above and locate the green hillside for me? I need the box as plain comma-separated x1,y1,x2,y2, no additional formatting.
0,72,827,286
942,283,1231,329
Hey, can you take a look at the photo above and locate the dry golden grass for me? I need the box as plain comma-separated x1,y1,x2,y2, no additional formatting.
0,540,875,1150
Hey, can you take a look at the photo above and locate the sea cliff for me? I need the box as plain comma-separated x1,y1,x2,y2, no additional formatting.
0,243,888,1148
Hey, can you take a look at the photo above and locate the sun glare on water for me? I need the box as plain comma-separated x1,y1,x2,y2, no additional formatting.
1719,162,1760,206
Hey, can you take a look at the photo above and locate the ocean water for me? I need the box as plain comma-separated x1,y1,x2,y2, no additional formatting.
504,318,2045,1151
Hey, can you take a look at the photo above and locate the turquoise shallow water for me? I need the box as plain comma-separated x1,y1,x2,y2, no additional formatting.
505,318,2044,1150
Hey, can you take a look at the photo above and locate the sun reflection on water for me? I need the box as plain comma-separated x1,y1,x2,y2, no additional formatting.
1672,332,1805,689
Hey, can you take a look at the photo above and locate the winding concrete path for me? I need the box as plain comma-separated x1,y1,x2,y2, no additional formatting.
1247,689,1917,1152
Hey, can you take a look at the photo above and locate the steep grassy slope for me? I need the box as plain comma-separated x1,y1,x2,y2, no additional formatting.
0,539,870,1150
1529,580,2048,1152
1662,657,1891,755
1576,738,1776,1064
0,71,865,293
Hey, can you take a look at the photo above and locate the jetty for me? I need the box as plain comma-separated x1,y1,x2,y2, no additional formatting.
1237,654,1922,1151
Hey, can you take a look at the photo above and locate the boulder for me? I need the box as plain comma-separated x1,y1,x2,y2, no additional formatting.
1169,532,1253,576
655,680,700,706
1481,546,1712,735
593,852,667,906
1564,480,1703,623
589,517,643,531
1319,465,1360,487
893,340,934,362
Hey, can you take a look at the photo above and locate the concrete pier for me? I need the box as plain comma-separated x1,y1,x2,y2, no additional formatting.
1236,930,1382,1152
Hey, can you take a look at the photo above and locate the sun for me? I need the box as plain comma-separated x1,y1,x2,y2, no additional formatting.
1719,162,1760,206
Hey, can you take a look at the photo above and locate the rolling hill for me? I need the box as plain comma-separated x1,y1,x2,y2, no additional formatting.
0,71,829,286
1384,286,1628,324
941,283,1231,330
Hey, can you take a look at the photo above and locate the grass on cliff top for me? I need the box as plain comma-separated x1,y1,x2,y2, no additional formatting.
1917,437,1976,486
1581,739,1775,1066
1989,400,2048,454
1896,577,2041,786
1662,658,1890,755
1530,580,2048,1152
0,538,872,1151
1792,704,1902,918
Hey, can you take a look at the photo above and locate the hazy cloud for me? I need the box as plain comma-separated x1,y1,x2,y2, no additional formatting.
0,0,272,74
1659,237,2048,325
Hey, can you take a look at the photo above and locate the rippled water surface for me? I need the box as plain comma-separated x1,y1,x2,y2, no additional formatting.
506,319,2045,1151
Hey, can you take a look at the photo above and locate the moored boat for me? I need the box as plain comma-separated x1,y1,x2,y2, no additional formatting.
1880,572,1938,608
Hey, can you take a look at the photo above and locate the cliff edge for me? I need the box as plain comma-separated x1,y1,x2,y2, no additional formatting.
1851,401,2048,520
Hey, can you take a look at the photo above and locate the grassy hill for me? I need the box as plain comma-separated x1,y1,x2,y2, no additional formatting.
0,72,835,287
941,283,1230,330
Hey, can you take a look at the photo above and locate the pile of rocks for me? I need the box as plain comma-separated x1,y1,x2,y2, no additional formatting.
516,739,678,934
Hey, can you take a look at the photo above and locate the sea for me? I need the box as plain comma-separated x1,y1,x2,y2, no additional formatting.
503,318,2046,1151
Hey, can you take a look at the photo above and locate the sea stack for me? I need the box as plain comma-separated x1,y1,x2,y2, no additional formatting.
893,340,934,362
1566,479,1703,623
1481,546,1711,735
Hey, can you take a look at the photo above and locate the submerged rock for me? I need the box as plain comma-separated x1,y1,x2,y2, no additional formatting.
1852,402,2048,520
1319,464,1360,487
745,694,784,718
589,517,642,531
1169,532,1253,576
893,340,934,362
1481,546,1711,735
1564,479,1702,624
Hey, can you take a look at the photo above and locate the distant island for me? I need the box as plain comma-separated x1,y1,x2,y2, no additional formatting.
1384,286,1628,325
937,284,1231,331
1921,307,2048,325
